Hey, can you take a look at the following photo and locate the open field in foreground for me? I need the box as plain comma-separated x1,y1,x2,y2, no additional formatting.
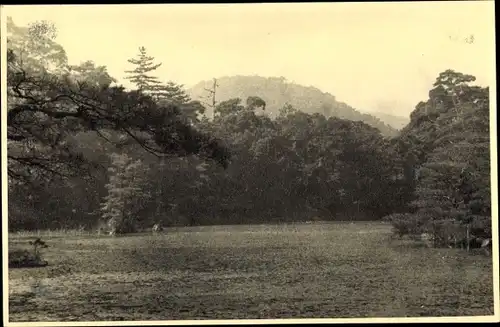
7,222,494,321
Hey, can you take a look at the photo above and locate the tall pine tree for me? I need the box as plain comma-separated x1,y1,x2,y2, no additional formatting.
124,46,203,124
124,46,163,96
100,153,149,234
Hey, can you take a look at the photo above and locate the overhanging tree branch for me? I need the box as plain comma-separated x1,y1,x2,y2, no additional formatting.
7,62,230,184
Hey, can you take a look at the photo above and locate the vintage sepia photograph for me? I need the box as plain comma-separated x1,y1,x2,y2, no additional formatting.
1,1,498,325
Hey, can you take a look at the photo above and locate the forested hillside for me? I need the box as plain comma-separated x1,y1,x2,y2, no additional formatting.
6,17,492,249
188,76,402,137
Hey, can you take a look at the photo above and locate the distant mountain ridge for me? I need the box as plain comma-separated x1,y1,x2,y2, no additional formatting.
186,75,407,137
365,111,410,130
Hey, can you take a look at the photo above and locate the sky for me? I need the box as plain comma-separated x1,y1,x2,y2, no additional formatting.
3,2,496,117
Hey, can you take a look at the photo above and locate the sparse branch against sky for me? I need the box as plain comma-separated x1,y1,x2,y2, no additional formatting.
3,2,496,117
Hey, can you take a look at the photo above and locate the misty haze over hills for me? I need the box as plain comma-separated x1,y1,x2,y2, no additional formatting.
187,76,410,137
364,111,411,130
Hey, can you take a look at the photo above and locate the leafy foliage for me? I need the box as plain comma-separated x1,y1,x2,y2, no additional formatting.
386,70,491,250
100,153,149,234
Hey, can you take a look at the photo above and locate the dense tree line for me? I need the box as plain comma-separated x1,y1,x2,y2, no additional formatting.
6,18,491,249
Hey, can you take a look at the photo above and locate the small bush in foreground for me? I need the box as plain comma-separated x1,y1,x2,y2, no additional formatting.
383,213,423,239
9,238,49,268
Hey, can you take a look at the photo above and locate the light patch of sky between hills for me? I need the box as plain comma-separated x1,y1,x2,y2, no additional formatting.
4,2,496,118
